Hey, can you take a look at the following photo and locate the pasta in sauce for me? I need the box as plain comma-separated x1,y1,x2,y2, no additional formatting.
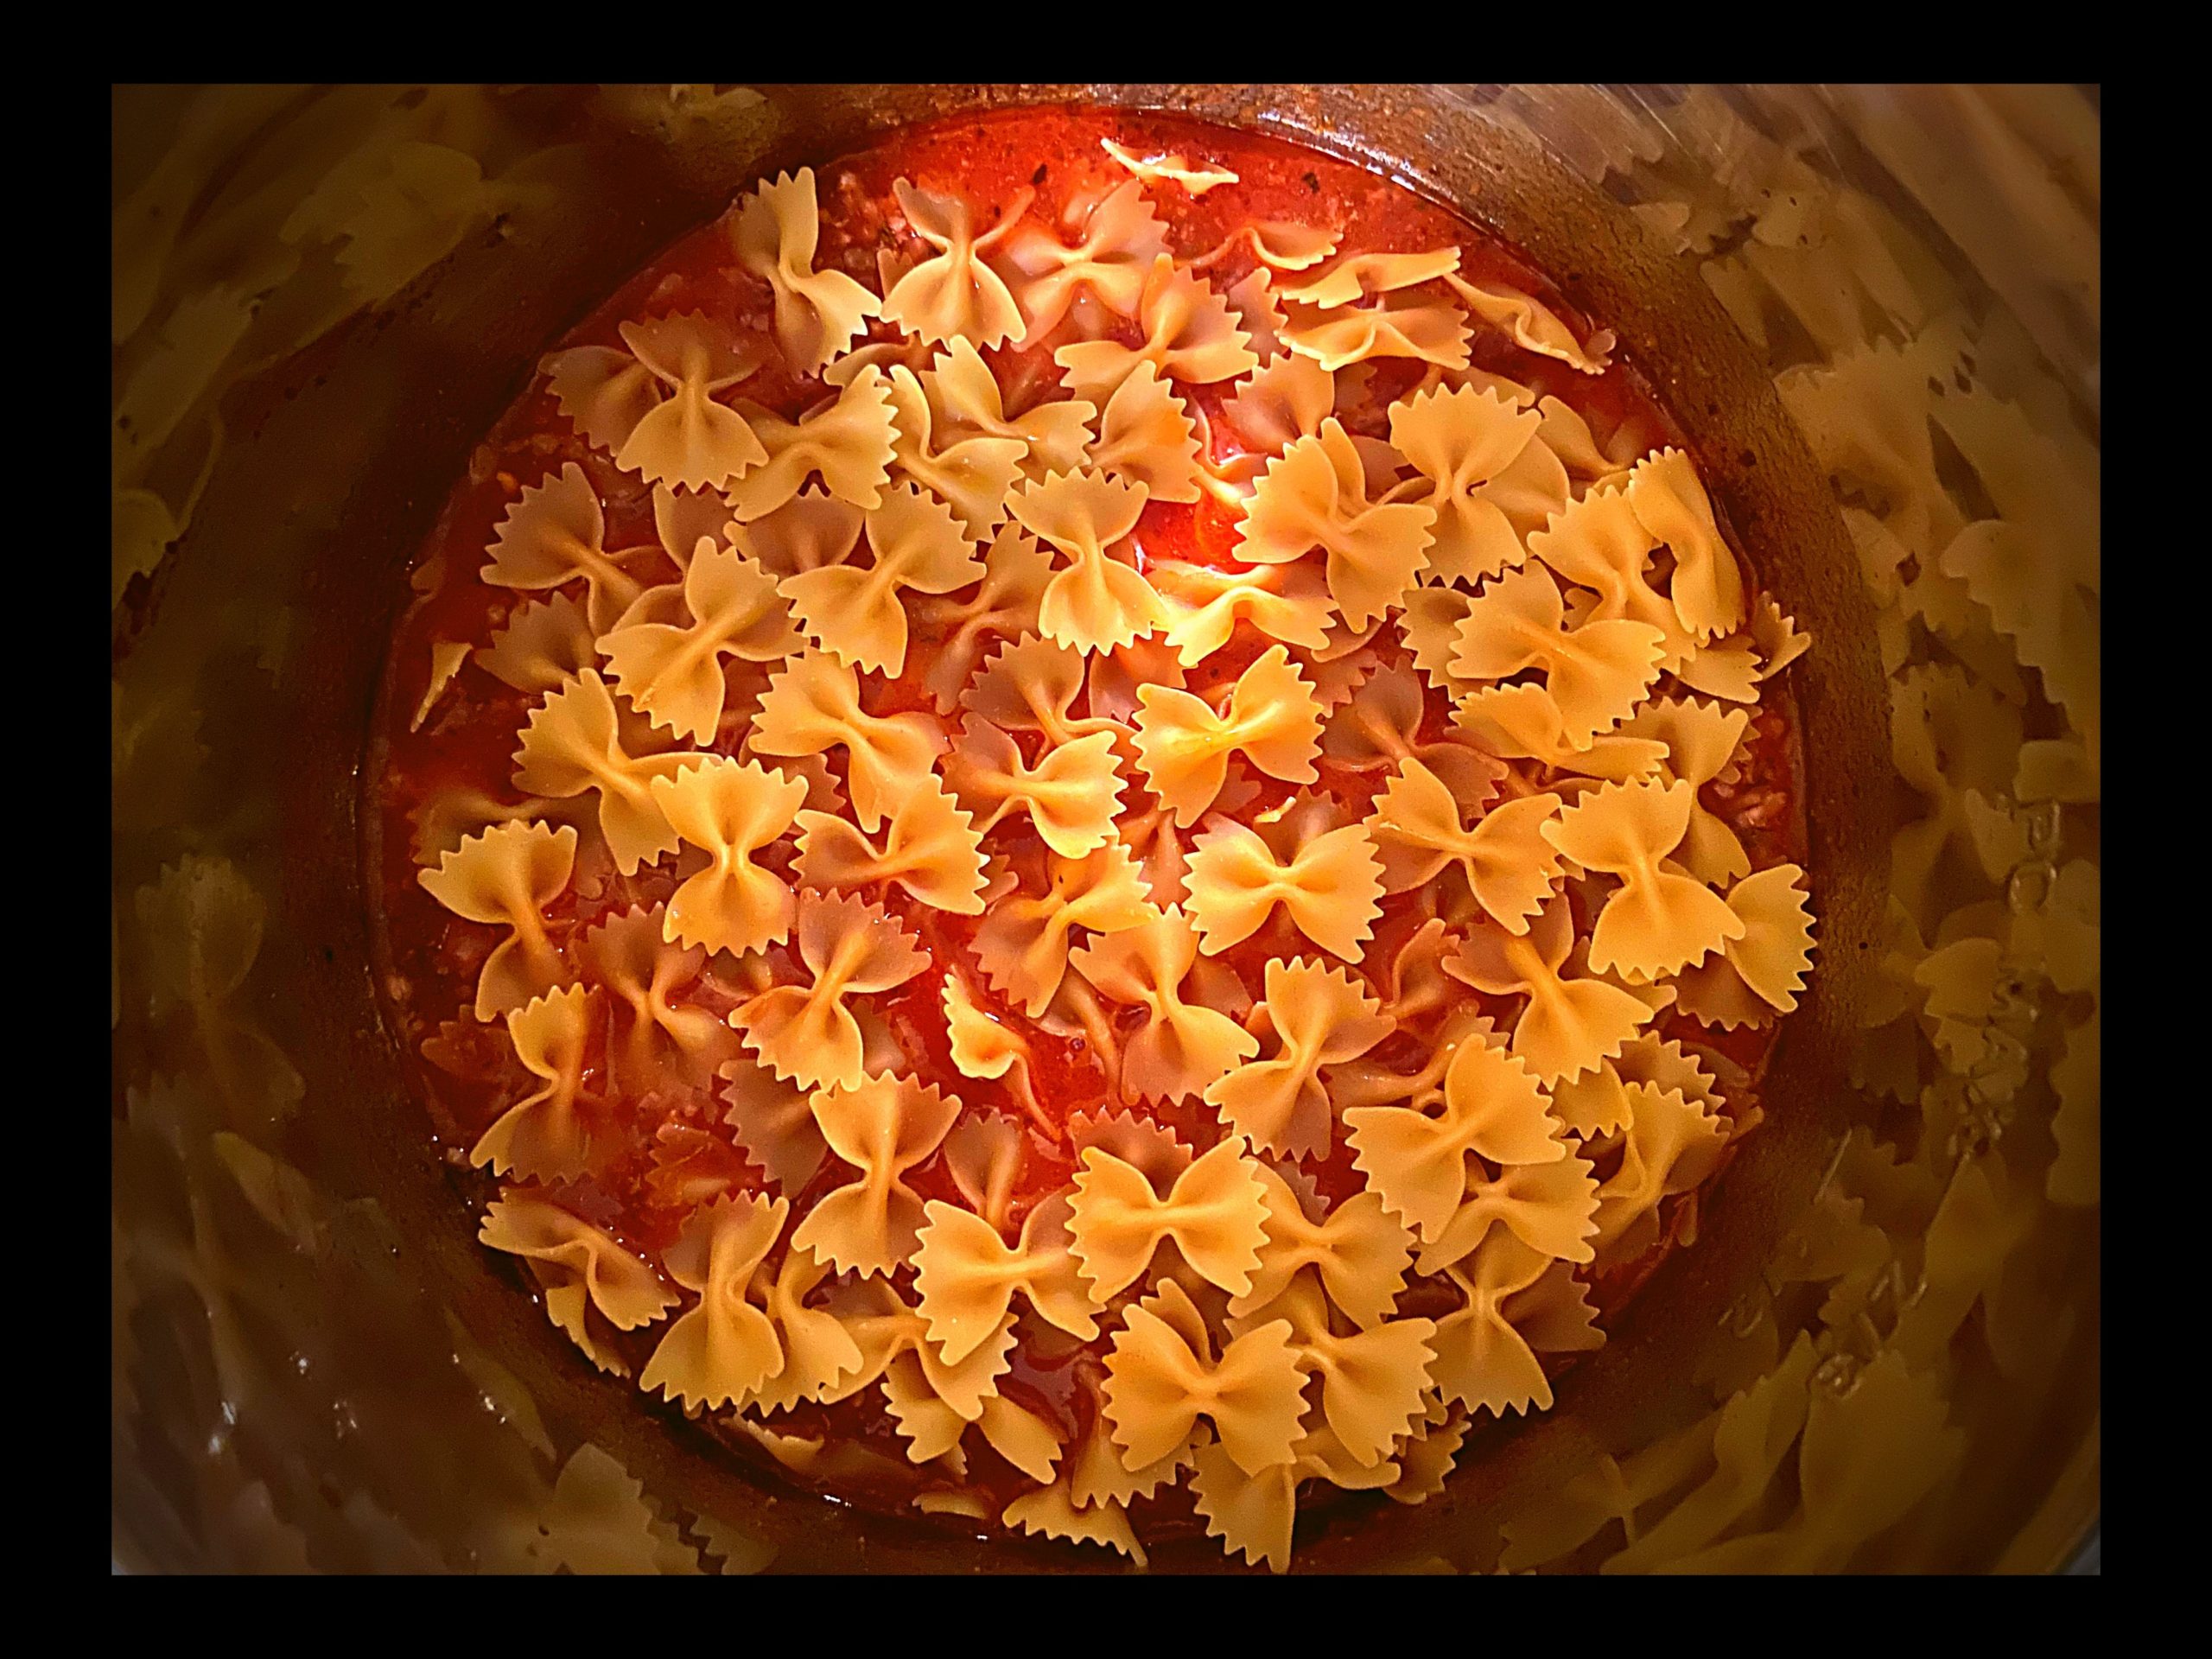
369,106,1814,1571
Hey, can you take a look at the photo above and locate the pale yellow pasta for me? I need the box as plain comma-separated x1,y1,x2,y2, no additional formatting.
727,365,899,522
1054,253,1260,403
1005,468,1167,656
472,984,601,1180
1069,905,1260,1103
730,168,880,374
779,482,983,676
1000,177,1170,340
513,669,705,872
639,1192,791,1408
1067,1138,1270,1302
1130,644,1322,826
1182,816,1384,962
416,818,576,1020
728,889,929,1090
483,462,659,633
942,716,1125,859
543,311,767,491
648,758,808,958
880,178,1032,349
791,1073,963,1277
747,650,950,833
599,543,798,743
794,778,988,916
480,1191,678,1376
1207,959,1394,1160
1239,417,1437,628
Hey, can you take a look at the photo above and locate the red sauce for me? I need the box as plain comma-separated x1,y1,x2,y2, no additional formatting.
365,106,1808,1549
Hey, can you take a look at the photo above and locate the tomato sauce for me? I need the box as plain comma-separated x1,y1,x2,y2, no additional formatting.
365,105,1807,1546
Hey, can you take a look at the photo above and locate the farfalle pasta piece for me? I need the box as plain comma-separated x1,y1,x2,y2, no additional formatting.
727,366,899,522
1624,448,1746,642
1223,268,1287,363
1620,696,1752,886
1131,644,1322,826
1429,1230,1603,1417
1444,273,1614,375
578,902,740,1091
729,889,928,1090
1182,817,1383,961
1363,758,1562,931
1320,658,1505,806
1344,1034,1566,1243
1446,897,1665,1085
1222,353,1336,456
1230,1163,1413,1331
881,366,1027,540
941,973,1049,1133
472,984,602,1179
1280,290,1471,373
781,482,983,676
1054,254,1260,403
795,778,987,915
1389,383,1567,585
1669,865,1818,1030
918,337,1097,480
1000,177,1170,340
416,819,576,1020
1450,563,1668,748
1152,557,1336,668
1102,1279,1305,1476
1543,778,1746,982
791,1073,963,1277
1068,1137,1269,1302
1001,1479,1147,1568
961,632,1122,747
1279,248,1460,309
912,522,1057,714
1454,682,1670,785
1228,1276,1437,1470
476,591,598,696
1240,417,1436,629
728,488,866,579
731,168,879,374
483,463,660,633
1207,959,1394,1160
1086,361,1203,504
739,1236,869,1414
599,541,798,743
1099,137,1238,195
719,1054,829,1193
1589,1084,1731,1263
748,650,950,833
543,312,767,490
512,670,705,874
1069,905,1259,1103
1187,1416,1397,1573
880,178,1032,349
943,716,1125,859
1005,468,1167,655
480,1192,677,1377
971,842,1154,1016
914,1192,1101,1364
649,758,808,958
639,1192,791,1409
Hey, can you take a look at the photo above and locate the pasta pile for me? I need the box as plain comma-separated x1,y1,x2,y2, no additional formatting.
404,137,1815,1570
